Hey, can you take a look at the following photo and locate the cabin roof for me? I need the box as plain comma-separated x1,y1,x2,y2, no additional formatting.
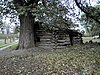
34,21,82,37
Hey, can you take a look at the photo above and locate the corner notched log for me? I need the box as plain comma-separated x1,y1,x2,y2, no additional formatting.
18,14,35,49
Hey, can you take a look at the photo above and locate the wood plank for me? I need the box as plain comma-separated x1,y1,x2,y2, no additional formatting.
40,39,51,42
41,36,52,39
38,43,55,46
56,42,70,46
38,46,54,49
39,41,52,44
57,40,66,43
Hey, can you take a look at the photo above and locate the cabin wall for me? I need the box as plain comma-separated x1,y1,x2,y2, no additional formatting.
36,30,71,49
72,34,83,45
35,28,82,49
52,30,71,49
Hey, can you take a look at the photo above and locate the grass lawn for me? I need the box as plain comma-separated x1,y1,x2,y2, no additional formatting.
0,45,100,75
82,37,100,43
0,39,18,48
0,39,10,48
0,39,9,45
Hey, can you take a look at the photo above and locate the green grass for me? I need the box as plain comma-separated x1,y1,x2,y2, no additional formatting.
93,38,100,42
0,45,100,75
0,39,11,48
0,34,19,48
82,37,100,43
0,39,18,48
0,39,9,45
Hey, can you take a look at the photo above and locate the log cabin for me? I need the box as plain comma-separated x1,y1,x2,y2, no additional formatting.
34,21,83,49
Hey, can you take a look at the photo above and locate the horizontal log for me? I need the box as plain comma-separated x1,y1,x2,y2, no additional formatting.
38,46,54,49
73,37,80,39
40,39,51,42
56,42,70,46
57,40,66,42
39,41,52,44
53,46,67,49
73,39,81,41
40,36,52,39
57,40,69,43
38,43,55,46
36,30,45,32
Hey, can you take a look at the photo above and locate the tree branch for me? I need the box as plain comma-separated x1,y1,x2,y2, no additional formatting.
13,0,40,6
75,0,100,24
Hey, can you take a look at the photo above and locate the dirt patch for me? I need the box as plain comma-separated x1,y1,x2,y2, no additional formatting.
0,47,54,57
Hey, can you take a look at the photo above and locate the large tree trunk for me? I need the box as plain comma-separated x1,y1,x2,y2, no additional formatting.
18,13,35,49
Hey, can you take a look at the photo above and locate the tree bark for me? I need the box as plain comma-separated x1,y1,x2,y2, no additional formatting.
99,33,100,38
13,0,42,49
18,13,35,49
